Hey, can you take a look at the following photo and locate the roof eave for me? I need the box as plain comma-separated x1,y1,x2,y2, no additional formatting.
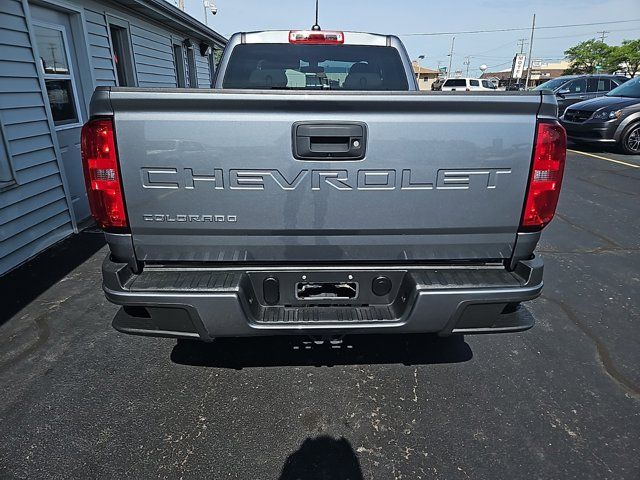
112,0,227,46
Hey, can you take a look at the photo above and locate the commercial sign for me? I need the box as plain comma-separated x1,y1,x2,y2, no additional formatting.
512,54,526,79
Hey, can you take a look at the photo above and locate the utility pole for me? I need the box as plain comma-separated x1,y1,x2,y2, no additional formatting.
524,14,535,89
447,36,455,78
517,38,528,54
597,30,609,42
203,1,208,26
464,56,471,76
178,0,184,10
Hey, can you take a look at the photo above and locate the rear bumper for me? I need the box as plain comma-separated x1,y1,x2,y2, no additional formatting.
102,256,544,340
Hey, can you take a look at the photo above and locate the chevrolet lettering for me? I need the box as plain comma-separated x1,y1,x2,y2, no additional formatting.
140,168,513,191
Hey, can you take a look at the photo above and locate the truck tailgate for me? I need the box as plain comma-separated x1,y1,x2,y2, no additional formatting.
101,89,544,263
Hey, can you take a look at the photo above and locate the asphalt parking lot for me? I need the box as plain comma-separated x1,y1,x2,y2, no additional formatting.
0,146,638,480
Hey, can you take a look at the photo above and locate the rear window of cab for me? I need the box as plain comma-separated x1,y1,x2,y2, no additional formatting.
222,43,409,90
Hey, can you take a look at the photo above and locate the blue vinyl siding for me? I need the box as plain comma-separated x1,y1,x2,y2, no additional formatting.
0,0,73,275
196,54,211,88
0,0,224,275
130,24,177,87
84,8,116,87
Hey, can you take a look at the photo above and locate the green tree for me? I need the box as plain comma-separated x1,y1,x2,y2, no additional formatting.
214,48,224,66
610,39,640,77
564,40,615,74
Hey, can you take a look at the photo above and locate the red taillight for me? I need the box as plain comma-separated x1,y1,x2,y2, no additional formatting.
520,120,567,231
81,118,128,231
289,30,344,44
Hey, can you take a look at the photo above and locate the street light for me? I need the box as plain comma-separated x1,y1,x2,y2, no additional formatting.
414,54,425,83
203,1,217,26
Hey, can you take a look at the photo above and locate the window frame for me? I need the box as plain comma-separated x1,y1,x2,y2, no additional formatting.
587,77,604,93
598,78,612,92
186,43,198,88
564,78,587,94
0,118,16,190
106,16,137,87
172,40,187,88
32,20,84,131
444,79,466,87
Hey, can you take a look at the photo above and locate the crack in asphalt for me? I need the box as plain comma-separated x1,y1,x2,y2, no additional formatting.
0,313,50,375
542,294,640,399
576,175,639,197
554,213,622,249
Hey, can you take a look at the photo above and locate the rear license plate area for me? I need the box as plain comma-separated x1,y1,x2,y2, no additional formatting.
296,282,358,300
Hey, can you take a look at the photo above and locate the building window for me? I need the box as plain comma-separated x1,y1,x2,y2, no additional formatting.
173,43,186,87
0,122,16,189
186,45,198,87
33,23,82,128
109,23,136,86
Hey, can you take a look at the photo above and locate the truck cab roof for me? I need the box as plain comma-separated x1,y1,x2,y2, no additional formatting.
215,29,417,90
236,30,396,46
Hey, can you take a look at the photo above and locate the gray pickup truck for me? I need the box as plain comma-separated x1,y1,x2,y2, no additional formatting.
82,30,566,341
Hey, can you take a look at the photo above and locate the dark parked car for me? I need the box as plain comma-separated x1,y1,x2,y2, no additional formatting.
560,76,640,154
533,74,629,114
506,83,525,91
431,77,444,91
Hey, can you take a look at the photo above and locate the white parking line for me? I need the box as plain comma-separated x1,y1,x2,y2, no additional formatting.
567,149,640,169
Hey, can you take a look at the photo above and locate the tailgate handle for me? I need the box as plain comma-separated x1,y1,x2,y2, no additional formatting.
293,122,367,160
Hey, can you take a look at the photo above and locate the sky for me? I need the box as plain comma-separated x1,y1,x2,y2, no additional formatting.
177,0,640,74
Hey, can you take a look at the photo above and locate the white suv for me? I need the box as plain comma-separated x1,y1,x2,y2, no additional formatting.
441,78,495,92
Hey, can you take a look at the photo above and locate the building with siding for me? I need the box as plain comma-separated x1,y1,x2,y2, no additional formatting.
0,0,226,275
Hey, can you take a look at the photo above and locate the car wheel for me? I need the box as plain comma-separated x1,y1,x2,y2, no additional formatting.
620,123,640,155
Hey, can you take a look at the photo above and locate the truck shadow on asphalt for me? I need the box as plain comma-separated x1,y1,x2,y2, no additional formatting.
170,333,472,368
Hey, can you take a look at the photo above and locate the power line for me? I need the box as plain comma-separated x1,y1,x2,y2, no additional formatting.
463,56,471,76
536,27,640,41
517,38,528,54
400,18,640,36
467,38,521,56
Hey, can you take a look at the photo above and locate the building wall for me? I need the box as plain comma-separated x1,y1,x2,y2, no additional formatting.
0,0,75,275
417,75,438,91
81,0,217,89
0,0,224,275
